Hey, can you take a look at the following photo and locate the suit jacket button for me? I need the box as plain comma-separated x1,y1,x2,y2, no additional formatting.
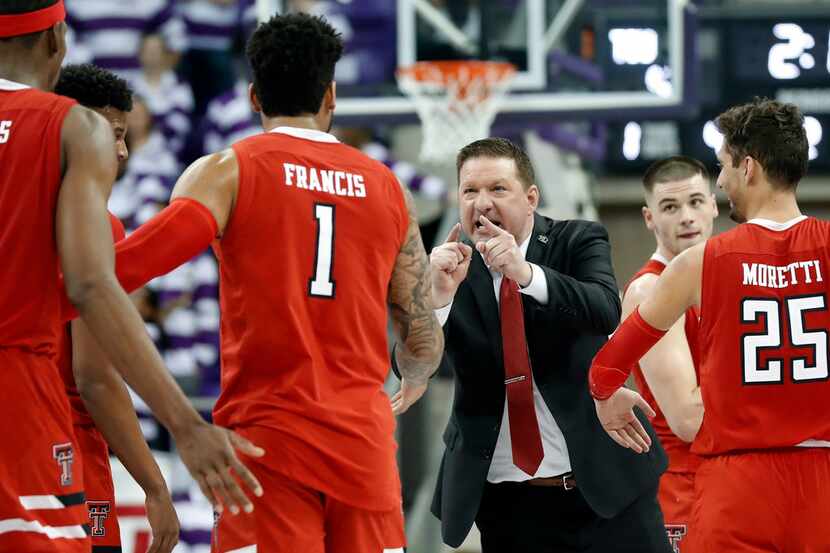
482,450,491,460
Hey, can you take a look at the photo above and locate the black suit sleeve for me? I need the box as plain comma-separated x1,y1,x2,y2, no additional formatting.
528,222,621,335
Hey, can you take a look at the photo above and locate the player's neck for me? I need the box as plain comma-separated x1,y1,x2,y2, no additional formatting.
745,188,802,223
261,115,326,134
655,244,675,263
0,58,48,90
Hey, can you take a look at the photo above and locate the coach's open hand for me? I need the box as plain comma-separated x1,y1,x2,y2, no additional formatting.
593,387,656,453
430,223,473,307
175,421,265,515
475,215,532,286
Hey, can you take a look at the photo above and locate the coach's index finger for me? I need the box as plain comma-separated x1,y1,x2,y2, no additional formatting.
445,222,461,243
479,215,508,237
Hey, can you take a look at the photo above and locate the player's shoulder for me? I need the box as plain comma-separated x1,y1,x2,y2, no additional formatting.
623,271,659,306
19,86,74,106
186,148,238,177
61,104,118,151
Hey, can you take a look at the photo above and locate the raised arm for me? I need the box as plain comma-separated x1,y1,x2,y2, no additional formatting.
589,242,705,452
56,115,261,514
622,274,702,442
58,151,235,323
389,183,444,415
71,319,179,553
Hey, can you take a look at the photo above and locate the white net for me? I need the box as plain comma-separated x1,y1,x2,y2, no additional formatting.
397,61,516,164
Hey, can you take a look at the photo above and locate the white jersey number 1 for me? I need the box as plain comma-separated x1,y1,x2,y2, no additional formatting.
309,203,336,298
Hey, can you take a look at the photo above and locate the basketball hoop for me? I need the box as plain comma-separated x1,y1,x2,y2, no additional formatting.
397,60,516,164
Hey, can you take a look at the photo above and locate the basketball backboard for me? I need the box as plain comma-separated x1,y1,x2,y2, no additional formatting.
257,0,697,125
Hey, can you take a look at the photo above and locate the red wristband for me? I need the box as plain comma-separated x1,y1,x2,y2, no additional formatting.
61,198,218,322
589,307,667,400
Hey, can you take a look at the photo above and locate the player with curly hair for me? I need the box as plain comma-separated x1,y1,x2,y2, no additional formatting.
54,63,180,553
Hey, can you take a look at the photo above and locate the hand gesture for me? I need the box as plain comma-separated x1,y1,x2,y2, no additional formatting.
144,489,180,553
174,422,265,515
430,223,473,307
475,216,532,286
391,378,429,415
593,388,656,453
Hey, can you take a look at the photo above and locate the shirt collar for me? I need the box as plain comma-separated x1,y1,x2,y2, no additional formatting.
650,251,670,265
0,78,30,91
747,215,808,232
269,126,339,143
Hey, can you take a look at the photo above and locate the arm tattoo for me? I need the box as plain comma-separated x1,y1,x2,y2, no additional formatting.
389,182,444,383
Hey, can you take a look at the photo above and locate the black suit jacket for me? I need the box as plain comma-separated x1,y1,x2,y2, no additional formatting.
428,214,667,548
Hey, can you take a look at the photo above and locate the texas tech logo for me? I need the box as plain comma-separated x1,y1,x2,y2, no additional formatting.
52,443,74,486
666,524,687,552
87,501,111,537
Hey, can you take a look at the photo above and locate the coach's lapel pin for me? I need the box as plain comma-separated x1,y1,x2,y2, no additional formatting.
537,234,548,244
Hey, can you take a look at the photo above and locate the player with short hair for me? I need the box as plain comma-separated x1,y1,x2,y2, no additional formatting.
0,4,262,551
623,155,718,551
54,63,179,553
589,98,830,551
57,12,444,552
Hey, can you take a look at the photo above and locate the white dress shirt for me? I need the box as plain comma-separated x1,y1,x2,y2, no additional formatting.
435,233,572,482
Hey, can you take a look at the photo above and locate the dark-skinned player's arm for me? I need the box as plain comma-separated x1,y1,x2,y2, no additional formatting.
389,180,445,415
588,241,705,452
71,319,179,553
57,149,231,323
56,109,263,515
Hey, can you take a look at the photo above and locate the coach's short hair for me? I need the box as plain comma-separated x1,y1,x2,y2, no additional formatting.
245,13,343,117
456,138,536,190
55,64,133,112
716,98,808,189
642,156,710,195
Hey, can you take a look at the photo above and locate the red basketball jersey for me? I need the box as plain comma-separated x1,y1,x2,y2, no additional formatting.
695,216,830,455
626,257,702,473
0,81,76,354
58,213,127,426
213,127,409,511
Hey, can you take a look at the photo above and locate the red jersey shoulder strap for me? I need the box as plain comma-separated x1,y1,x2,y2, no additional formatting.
624,258,666,295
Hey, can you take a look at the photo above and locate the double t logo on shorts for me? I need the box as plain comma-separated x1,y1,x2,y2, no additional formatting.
88,501,111,537
666,524,687,553
52,443,74,487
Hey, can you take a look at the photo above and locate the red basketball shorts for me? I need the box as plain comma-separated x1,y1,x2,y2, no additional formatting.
657,471,695,552
75,423,121,551
0,350,90,552
211,457,406,553
691,447,830,552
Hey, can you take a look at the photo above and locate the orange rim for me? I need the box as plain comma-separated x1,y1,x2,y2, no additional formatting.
397,60,516,85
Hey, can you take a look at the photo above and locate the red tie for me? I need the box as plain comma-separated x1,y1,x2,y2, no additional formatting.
499,277,545,476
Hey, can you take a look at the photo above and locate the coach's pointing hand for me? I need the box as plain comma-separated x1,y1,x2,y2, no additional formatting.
475,215,532,286
175,421,265,516
430,223,473,307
